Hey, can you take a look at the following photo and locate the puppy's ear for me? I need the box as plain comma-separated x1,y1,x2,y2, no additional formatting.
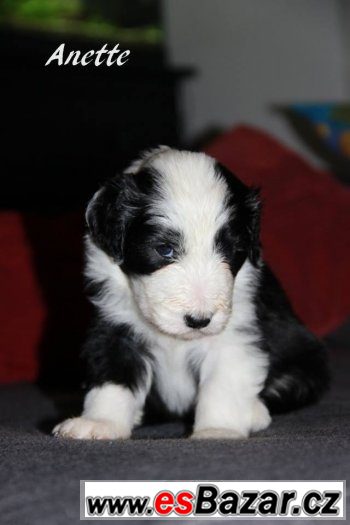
215,162,262,268
86,175,136,262
245,187,261,266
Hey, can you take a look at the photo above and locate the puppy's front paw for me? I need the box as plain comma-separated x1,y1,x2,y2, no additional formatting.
191,428,245,440
52,417,130,440
250,399,271,433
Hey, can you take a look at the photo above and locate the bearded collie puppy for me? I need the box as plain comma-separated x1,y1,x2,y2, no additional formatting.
53,147,329,440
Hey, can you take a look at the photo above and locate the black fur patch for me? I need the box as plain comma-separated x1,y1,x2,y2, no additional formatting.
121,220,183,275
86,167,184,275
82,317,152,393
257,265,330,413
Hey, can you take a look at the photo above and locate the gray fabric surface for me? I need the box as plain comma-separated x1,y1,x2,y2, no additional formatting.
0,348,349,525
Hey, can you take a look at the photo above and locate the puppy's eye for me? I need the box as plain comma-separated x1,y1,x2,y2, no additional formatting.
155,244,174,258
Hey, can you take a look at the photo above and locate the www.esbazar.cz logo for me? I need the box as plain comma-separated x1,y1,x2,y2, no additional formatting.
81,480,345,520
45,43,130,67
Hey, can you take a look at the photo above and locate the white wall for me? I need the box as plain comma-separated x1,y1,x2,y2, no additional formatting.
163,0,347,163
339,0,350,94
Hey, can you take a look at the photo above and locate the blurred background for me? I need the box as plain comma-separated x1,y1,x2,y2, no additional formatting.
1,0,350,388
2,0,350,211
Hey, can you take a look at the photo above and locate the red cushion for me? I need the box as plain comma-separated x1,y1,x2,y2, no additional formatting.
0,211,87,384
205,125,350,336
0,213,44,382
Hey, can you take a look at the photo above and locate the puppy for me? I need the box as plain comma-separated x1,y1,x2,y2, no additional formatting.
53,146,329,440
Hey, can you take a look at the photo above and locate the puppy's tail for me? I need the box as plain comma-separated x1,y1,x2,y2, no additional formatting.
260,346,330,414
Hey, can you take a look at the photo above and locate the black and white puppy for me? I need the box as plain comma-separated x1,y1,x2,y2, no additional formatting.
54,146,329,440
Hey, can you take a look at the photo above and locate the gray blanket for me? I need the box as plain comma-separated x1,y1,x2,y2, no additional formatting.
0,348,349,525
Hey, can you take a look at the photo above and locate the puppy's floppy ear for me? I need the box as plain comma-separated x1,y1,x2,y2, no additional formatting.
216,162,262,267
86,174,137,262
245,187,261,266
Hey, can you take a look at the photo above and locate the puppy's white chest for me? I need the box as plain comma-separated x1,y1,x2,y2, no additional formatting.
151,343,197,415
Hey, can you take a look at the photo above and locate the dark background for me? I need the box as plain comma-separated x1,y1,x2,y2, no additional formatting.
2,0,350,211
0,0,188,211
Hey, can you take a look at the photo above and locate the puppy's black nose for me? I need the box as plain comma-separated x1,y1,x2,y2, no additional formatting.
184,314,211,329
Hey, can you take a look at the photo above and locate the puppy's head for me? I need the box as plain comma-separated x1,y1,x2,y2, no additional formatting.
86,147,260,339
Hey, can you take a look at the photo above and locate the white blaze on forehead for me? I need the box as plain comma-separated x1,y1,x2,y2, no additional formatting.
148,150,230,251
124,145,171,175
